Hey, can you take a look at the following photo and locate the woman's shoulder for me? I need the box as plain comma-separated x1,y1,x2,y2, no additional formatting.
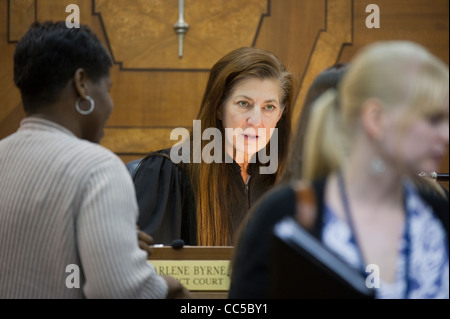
141,148,175,163
60,137,124,168
246,182,298,228
131,147,192,193
142,147,189,167
249,178,326,219
130,148,187,176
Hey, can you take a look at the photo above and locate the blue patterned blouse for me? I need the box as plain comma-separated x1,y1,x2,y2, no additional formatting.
322,181,449,299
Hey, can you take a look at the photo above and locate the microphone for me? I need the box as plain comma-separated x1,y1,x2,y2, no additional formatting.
151,239,185,249
171,239,185,249
432,172,449,182
419,171,449,182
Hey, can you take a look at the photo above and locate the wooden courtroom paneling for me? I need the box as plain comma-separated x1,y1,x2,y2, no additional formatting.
8,0,35,42
338,0,449,65
94,0,268,69
286,0,352,125
0,0,448,178
150,246,233,261
101,127,180,155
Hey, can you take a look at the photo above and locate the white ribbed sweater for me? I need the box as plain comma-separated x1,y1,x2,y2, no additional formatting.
0,117,168,298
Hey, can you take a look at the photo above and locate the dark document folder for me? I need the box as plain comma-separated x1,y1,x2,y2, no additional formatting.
269,217,375,299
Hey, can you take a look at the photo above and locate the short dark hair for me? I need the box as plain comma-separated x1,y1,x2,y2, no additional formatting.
14,21,112,113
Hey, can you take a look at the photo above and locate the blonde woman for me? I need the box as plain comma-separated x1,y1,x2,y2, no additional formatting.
229,41,449,299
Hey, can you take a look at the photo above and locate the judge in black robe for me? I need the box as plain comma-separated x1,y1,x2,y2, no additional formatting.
130,148,277,245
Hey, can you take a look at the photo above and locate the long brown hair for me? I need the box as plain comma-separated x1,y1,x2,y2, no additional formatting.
188,47,293,246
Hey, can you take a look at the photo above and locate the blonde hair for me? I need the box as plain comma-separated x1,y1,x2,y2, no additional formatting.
302,41,449,181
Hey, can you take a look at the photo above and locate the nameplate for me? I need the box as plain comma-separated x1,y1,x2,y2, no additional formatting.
149,260,230,291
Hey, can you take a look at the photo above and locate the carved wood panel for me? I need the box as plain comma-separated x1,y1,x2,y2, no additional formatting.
1,0,448,178
94,0,268,70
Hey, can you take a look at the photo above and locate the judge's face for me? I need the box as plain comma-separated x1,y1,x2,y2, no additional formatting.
221,77,283,162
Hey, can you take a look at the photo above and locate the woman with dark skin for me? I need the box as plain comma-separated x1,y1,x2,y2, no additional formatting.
0,21,189,299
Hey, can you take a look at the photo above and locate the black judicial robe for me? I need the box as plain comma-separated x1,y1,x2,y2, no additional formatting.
131,148,277,245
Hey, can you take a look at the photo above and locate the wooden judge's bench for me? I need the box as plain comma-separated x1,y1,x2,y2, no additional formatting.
148,246,233,299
